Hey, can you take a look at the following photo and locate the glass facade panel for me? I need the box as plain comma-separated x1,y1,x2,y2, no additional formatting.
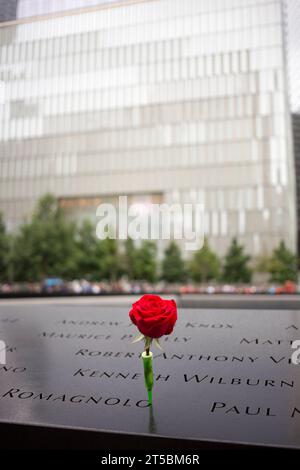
0,0,297,256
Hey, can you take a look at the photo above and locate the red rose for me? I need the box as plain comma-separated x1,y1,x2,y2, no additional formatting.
129,294,177,339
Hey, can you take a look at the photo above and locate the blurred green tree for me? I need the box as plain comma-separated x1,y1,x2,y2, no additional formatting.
99,237,124,281
124,237,139,280
222,238,252,283
75,220,104,280
189,238,220,282
0,212,10,282
12,194,78,281
161,241,186,283
135,241,157,283
268,240,298,283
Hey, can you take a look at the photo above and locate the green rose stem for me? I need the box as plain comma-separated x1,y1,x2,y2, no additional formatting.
142,336,153,405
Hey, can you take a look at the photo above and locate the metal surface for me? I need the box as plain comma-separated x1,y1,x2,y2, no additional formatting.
0,303,300,448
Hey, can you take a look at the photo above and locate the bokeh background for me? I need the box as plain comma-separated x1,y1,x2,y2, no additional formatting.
0,0,299,295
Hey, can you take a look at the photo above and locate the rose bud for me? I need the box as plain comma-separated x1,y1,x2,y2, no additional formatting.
129,294,177,339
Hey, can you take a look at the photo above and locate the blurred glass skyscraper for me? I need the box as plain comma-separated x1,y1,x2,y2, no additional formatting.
284,0,300,255
0,0,299,257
